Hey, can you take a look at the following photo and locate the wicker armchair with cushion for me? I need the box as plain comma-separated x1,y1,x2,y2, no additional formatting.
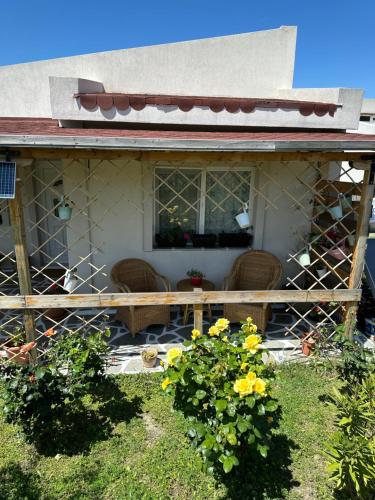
222,250,283,332
111,259,171,336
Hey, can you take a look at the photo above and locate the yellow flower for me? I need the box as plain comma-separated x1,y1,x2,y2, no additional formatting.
243,324,258,335
215,318,230,332
267,416,273,423
243,334,261,354
240,361,249,371
222,336,228,342
191,329,201,340
208,325,220,337
246,371,257,382
166,347,182,366
161,377,171,391
160,360,164,367
233,378,254,398
246,316,253,324
253,378,266,396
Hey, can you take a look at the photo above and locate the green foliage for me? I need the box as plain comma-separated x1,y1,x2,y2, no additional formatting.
186,268,204,278
333,330,375,391
0,328,110,450
162,317,280,474
325,372,375,498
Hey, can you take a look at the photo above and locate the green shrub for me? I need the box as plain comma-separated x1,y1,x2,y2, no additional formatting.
325,372,375,498
161,317,280,474
0,327,110,448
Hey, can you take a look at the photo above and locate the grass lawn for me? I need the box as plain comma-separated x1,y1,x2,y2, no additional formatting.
0,363,337,499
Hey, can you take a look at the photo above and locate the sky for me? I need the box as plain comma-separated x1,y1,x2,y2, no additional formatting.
1,0,374,97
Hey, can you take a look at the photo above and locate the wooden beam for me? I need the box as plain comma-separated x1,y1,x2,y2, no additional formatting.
0,288,362,310
344,164,375,338
4,147,374,164
8,181,36,363
193,287,203,332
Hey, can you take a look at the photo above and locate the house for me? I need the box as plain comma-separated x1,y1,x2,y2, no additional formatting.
1,26,375,361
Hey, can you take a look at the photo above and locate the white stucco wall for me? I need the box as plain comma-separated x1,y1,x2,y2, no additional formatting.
0,26,297,118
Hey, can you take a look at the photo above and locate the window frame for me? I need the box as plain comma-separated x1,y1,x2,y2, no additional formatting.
145,164,256,250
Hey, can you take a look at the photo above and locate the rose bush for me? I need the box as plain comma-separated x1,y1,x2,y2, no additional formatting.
162,317,280,473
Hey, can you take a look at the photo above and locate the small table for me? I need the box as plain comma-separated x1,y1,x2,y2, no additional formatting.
176,278,215,325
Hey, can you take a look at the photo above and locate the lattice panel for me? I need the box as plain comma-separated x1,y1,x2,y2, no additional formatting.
0,156,368,361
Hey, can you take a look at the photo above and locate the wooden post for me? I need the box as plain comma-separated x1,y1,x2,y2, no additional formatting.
193,288,203,333
8,181,37,364
344,163,375,338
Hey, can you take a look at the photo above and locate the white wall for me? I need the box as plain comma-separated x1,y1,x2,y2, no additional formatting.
0,27,296,118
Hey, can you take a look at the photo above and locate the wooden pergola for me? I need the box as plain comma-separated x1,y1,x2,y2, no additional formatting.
1,144,374,363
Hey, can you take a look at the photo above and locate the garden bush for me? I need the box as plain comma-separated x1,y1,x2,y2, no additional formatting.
162,316,280,474
325,339,375,499
0,327,110,451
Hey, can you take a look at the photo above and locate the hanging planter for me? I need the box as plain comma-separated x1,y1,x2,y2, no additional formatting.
235,203,250,229
328,196,343,220
317,267,328,279
298,247,311,267
57,195,73,221
63,268,78,293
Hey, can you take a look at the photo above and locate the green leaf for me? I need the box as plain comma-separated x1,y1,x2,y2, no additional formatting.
265,400,278,412
222,456,235,473
257,444,269,458
227,433,237,446
246,395,255,408
202,434,216,450
257,403,265,415
237,419,250,433
226,402,236,417
195,389,206,400
214,399,227,413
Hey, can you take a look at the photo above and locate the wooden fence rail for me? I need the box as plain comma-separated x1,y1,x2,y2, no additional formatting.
0,288,361,310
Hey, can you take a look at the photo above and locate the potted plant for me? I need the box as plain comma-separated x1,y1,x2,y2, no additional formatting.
57,195,73,221
187,268,204,286
155,206,189,248
2,327,36,365
301,332,317,356
191,233,217,248
141,348,158,368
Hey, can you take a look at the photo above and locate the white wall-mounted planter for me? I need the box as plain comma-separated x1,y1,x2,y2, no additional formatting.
328,204,343,220
235,210,250,229
63,270,78,293
298,249,311,267
58,205,72,221
317,267,327,279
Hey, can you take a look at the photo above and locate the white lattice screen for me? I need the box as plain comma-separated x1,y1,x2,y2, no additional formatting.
0,156,367,359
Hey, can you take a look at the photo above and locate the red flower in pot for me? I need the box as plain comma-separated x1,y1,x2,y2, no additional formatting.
186,268,205,287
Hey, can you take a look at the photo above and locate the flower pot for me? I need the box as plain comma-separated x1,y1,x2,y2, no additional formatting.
347,235,356,247
301,339,316,356
191,234,217,248
4,346,30,365
63,271,78,293
58,206,72,221
218,232,252,248
298,250,311,267
141,349,158,368
235,210,250,229
317,267,327,279
190,276,203,287
155,234,187,248
328,204,343,220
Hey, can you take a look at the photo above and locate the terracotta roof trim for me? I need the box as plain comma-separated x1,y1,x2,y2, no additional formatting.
74,93,340,117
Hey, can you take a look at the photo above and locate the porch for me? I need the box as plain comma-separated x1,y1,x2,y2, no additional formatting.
1,139,374,365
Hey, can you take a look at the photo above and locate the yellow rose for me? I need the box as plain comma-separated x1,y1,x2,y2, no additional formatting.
208,325,220,337
166,347,182,366
253,378,266,396
243,334,261,354
161,377,171,390
160,360,164,367
243,324,258,335
222,336,228,342
246,316,253,324
233,378,254,398
240,361,249,371
215,318,230,332
191,329,201,340
246,371,257,382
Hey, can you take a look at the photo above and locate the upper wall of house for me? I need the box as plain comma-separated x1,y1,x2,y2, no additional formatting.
0,27,297,118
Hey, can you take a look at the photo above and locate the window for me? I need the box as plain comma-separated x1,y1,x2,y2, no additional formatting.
153,166,253,248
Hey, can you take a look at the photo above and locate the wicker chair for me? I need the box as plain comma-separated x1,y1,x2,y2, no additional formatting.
111,259,171,336
222,250,283,332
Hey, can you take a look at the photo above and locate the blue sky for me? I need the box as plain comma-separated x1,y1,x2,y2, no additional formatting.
1,0,374,97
